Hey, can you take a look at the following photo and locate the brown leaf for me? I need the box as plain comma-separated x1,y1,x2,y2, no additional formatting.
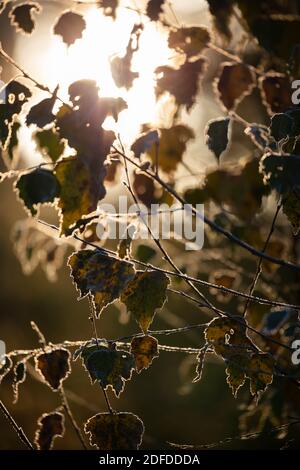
131,335,159,373
35,348,71,390
84,412,144,450
9,2,41,35
53,11,86,46
146,0,165,21
34,411,65,450
259,73,292,115
215,62,256,110
156,58,207,111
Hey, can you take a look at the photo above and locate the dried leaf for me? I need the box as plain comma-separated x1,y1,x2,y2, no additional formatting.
78,344,135,396
55,156,106,236
168,26,210,59
215,62,255,110
270,113,295,141
68,250,136,317
130,335,159,373
35,348,71,390
146,0,165,21
205,117,230,162
248,353,274,399
121,270,170,333
156,58,206,111
260,153,300,194
207,0,233,41
259,74,292,115
0,80,32,148
225,355,247,397
53,11,86,46
12,361,27,404
9,2,41,34
34,411,65,450
15,168,60,216
111,24,142,89
26,93,57,128
84,412,144,450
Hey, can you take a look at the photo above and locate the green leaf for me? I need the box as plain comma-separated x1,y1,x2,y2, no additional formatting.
215,63,255,110
130,335,159,373
34,128,66,162
146,125,194,173
168,26,211,59
121,270,170,333
9,2,41,34
68,250,136,317
135,244,156,263
78,344,135,396
15,168,60,216
34,412,65,450
53,11,86,46
156,58,206,111
55,156,106,236
205,117,230,162
84,412,144,450
0,80,32,148
260,153,300,194
35,348,71,390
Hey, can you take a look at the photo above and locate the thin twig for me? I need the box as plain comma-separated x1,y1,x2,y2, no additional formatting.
0,399,34,450
60,387,88,450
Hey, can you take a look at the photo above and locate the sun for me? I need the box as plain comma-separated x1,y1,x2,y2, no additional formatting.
40,7,171,143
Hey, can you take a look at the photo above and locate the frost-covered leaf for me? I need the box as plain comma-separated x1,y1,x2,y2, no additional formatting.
34,411,65,450
55,156,105,236
35,348,71,390
84,412,144,450
270,113,295,141
260,153,300,194
259,74,292,115
9,2,41,34
0,80,32,148
248,353,274,399
168,26,210,59
0,356,13,384
53,11,86,46
225,355,247,397
15,168,60,216
215,63,255,110
121,270,170,333
156,58,206,110
78,344,135,396
68,250,135,317
131,335,159,373
12,361,27,404
205,117,230,161
34,128,66,162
